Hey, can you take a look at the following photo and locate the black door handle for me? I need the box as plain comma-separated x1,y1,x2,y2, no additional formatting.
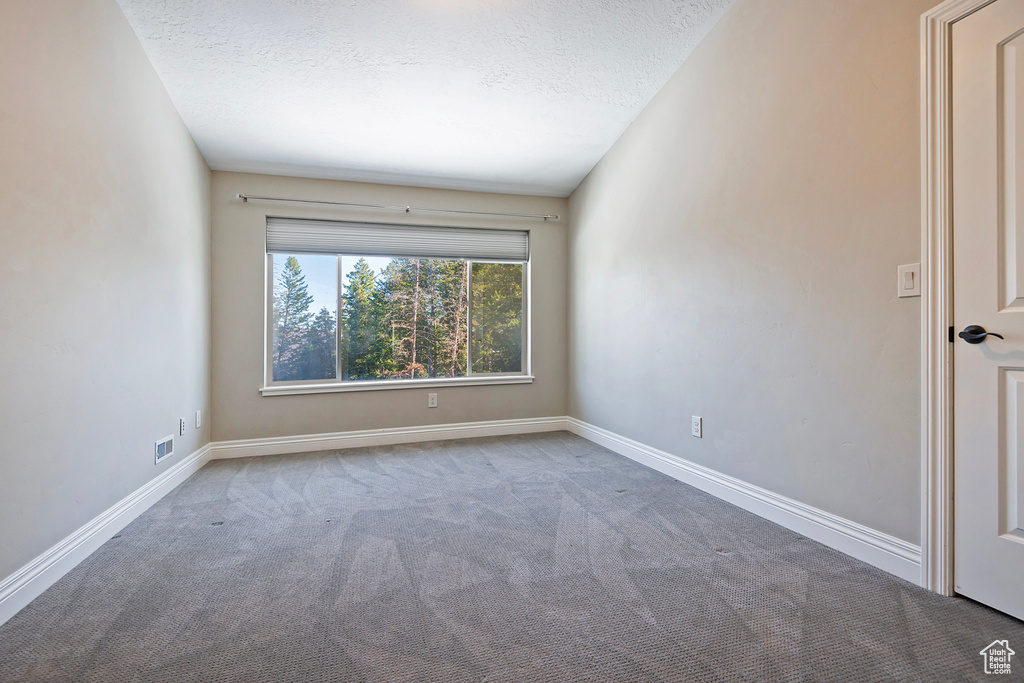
958,325,1005,344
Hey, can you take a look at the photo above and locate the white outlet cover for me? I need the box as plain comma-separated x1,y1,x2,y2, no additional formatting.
691,416,702,438
428,393,438,408
195,410,202,429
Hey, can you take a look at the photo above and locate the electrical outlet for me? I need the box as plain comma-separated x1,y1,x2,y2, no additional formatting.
179,418,186,436
195,410,202,430
691,416,702,438
428,393,438,408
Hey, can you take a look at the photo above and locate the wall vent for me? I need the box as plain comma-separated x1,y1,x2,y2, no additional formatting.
154,435,174,464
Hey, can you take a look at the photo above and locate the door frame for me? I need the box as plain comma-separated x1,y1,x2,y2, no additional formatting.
920,0,1001,596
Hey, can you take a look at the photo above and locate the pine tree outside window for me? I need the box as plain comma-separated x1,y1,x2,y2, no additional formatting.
263,218,529,393
271,254,337,382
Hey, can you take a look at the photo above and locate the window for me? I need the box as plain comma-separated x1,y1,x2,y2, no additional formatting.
271,253,338,382
471,262,523,374
264,218,529,393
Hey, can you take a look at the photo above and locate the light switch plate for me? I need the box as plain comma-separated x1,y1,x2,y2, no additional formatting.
898,263,921,298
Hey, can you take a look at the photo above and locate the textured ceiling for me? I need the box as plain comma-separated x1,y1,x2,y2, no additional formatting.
116,0,734,197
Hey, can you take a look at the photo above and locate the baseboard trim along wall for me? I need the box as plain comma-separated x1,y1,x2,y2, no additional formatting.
566,417,923,585
1,414,924,627
0,444,213,627
209,416,569,460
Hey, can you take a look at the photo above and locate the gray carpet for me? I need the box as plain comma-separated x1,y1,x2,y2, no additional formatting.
1,432,1022,682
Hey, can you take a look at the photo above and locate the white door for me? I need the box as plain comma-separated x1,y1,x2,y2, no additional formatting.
953,0,1024,620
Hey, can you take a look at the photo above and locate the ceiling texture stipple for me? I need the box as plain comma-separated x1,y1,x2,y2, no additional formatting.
116,0,735,197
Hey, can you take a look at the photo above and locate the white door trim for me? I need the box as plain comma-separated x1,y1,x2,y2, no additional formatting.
921,0,999,596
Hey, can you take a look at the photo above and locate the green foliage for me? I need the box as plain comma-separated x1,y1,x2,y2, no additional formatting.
272,256,336,381
370,258,468,380
275,256,314,330
275,254,523,383
471,263,523,374
303,307,337,380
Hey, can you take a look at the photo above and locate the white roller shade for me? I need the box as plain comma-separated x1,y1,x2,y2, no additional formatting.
266,217,529,262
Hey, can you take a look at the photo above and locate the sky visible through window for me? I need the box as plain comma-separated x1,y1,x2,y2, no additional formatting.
272,253,523,383
342,256,392,288
274,254,394,314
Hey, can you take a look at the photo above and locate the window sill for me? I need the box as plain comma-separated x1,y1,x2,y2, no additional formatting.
260,375,534,397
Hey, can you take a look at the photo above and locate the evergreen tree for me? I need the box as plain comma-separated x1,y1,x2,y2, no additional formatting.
470,263,522,373
302,307,337,380
317,255,518,383
408,258,423,379
341,258,379,380
273,256,315,380
433,260,468,377
374,259,426,379
362,258,471,380
276,256,314,329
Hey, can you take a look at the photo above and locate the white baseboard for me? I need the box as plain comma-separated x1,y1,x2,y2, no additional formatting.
567,417,923,585
210,416,570,460
0,417,567,627
1,414,924,628
0,444,213,627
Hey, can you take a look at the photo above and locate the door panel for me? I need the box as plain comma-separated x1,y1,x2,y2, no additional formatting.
953,0,1024,620
1000,368,1024,539
1001,32,1024,310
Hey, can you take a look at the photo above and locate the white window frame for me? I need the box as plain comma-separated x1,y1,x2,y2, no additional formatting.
261,249,532,396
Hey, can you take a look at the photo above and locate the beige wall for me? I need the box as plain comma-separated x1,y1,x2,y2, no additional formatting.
0,0,931,587
0,0,211,580
211,172,567,442
568,0,932,544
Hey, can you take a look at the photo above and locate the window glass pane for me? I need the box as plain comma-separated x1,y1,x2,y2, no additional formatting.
341,257,468,380
471,262,523,374
272,254,338,381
